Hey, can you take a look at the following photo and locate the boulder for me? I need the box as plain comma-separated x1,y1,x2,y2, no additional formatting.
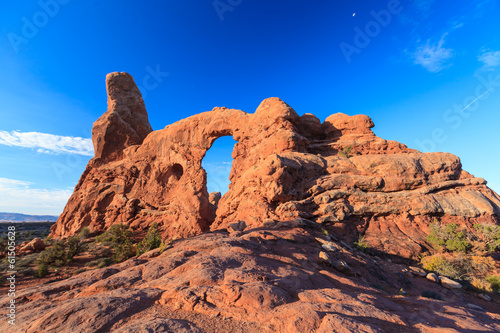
409,266,427,277
20,238,45,252
426,273,439,283
439,276,462,289
228,220,247,232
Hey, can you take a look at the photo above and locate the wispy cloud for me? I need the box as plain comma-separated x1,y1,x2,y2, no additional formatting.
202,161,232,194
413,34,454,73
0,131,93,156
0,177,72,215
478,49,500,71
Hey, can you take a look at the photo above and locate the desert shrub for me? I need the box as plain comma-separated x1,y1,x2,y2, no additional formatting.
37,240,68,266
421,252,497,281
473,223,500,252
158,240,172,254
85,257,113,269
354,236,369,253
97,258,113,268
486,275,500,292
66,235,88,259
427,221,471,253
445,238,471,253
85,258,113,268
339,145,353,158
74,268,86,275
35,263,49,278
421,290,443,300
470,255,495,274
136,222,162,256
470,277,493,293
17,253,39,268
96,224,134,263
114,244,134,262
421,254,460,279
37,234,87,267
44,235,54,245
79,227,91,239
0,236,7,252
96,224,133,246
87,242,112,258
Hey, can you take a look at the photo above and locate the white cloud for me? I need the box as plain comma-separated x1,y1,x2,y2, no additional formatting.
0,130,94,156
0,177,72,215
202,162,231,194
414,0,435,13
478,50,500,70
413,34,454,73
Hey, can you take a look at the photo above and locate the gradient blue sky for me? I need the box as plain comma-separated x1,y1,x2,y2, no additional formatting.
0,0,499,215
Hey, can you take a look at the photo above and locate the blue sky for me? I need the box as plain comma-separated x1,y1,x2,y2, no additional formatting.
0,0,499,215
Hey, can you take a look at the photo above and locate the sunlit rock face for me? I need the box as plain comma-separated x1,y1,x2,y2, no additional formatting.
50,72,500,259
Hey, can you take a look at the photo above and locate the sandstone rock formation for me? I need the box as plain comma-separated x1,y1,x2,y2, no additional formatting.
50,72,500,259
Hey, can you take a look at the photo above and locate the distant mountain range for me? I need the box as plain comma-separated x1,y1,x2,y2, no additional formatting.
0,212,58,222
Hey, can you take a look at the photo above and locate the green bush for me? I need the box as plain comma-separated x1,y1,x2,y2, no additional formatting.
96,224,134,263
79,227,91,239
473,224,500,252
67,235,88,259
96,224,133,245
486,275,500,292
427,221,471,253
354,236,369,253
74,268,86,275
85,258,113,268
339,145,353,158
158,240,173,254
445,239,471,253
35,263,49,278
37,234,88,267
136,223,162,256
0,236,7,252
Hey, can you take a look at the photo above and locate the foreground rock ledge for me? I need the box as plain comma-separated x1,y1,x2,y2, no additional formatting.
3,229,499,332
50,72,500,259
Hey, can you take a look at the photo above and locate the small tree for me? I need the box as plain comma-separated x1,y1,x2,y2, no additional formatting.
427,221,471,253
37,234,87,267
136,222,162,256
35,263,49,278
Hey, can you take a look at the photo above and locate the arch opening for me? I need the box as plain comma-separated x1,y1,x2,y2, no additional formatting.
202,136,237,198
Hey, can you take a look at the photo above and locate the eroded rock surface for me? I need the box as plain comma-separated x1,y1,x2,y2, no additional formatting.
50,72,500,259
4,229,499,332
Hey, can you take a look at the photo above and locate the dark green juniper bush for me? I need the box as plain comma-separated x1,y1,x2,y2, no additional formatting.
136,222,162,256
96,224,134,263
